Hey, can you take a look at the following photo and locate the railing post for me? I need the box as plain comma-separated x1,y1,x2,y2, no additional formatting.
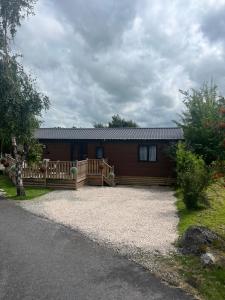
112,165,115,186
86,158,88,181
75,160,78,190
101,159,104,186
45,160,48,188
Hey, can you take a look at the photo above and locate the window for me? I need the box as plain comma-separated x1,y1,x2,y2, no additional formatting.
139,146,148,161
96,147,104,159
139,145,157,162
148,145,157,161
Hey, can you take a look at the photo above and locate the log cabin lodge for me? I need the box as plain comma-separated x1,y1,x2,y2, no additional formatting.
34,127,183,186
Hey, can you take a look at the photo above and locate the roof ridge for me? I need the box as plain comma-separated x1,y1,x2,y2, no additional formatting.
35,127,184,140
37,127,181,130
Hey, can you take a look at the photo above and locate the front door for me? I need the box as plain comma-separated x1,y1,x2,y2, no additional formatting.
79,143,88,160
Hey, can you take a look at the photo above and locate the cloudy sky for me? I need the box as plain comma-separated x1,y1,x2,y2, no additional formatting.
15,0,225,128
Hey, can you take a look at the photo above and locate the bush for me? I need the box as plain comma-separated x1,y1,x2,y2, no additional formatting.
176,143,211,209
26,140,43,164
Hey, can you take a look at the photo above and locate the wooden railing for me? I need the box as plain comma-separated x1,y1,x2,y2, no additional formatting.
46,161,77,180
102,160,115,186
102,160,113,178
87,159,102,175
22,161,78,180
4,156,115,189
77,160,88,182
23,162,44,179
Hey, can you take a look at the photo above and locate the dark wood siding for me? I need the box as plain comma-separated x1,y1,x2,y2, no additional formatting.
42,142,71,161
87,142,175,177
40,140,175,178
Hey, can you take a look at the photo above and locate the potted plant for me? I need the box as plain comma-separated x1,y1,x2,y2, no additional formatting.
70,167,78,175
108,171,115,180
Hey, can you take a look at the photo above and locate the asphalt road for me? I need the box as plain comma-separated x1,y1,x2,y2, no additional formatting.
0,200,192,300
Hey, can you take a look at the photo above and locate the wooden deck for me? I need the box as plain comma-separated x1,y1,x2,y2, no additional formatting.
5,156,175,189
6,158,115,190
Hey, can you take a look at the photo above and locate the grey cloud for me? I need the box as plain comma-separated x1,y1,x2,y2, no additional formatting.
201,6,225,42
14,0,225,128
53,0,138,50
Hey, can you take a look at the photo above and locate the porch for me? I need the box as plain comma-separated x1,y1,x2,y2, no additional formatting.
7,158,115,190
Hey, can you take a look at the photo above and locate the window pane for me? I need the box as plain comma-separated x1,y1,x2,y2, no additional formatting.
149,145,156,161
96,147,104,159
139,146,148,161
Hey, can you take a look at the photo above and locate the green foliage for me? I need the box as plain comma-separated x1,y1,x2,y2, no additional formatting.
0,0,49,195
177,83,225,164
176,184,225,239
94,114,139,128
0,0,36,49
0,57,49,148
70,167,78,175
176,142,211,209
26,140,43,164
108,114,139,128
175,185,225,299
176,254,225,300
0,0,49,156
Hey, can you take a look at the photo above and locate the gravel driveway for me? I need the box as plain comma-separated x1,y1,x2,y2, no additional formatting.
20,186,178,255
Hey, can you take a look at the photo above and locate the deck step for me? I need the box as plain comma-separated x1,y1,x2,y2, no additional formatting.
116,176,175,186
103,176,115,187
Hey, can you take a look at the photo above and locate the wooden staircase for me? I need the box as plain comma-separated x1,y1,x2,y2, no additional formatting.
87,159,115,187
102,160,115,187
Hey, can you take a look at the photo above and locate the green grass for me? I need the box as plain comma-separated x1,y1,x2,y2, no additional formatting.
0,174,51,200
176,184,225,300
176,185,225,239
177,255,225,300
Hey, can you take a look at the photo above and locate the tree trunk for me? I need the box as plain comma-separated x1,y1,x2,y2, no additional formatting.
12,137,26,197
16,160,25,196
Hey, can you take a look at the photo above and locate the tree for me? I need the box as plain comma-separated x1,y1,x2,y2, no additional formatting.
93,122,106,128
177,83,225,164
0,0,36,53
0,0,49,196
0,57,49,148
108,114,138,128
94,114,139,128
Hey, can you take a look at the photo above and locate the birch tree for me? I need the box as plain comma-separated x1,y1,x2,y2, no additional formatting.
0,0,49,196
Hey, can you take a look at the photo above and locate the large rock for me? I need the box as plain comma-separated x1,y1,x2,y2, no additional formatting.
180,226,224,255
201,252,216,266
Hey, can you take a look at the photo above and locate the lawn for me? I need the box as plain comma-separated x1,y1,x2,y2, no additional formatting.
176,185,225,239
0,174,51,200
175,184,225,300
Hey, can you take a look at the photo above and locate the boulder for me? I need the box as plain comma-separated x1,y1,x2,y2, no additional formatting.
180,226,225,255
201,252,216,266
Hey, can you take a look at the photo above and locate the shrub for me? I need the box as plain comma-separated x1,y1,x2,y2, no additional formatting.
176,143,211,209
26,141,43,165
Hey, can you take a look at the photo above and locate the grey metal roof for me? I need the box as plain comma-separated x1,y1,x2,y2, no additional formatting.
35,127,183,141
